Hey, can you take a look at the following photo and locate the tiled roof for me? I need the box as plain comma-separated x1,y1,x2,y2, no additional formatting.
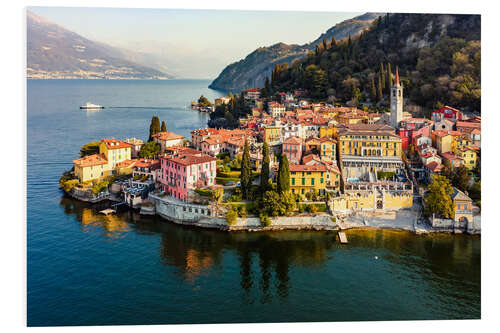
283,136,302,145
101,139,132,150
73,153,108,167
168,154,216,166
153,131,184,141
426,161,443,172
134,158,160,169
116,159,137,169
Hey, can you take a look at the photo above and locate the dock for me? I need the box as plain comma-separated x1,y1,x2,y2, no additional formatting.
338,232,348,244
99,208,116,216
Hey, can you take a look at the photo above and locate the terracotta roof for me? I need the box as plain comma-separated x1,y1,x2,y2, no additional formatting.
168,154,216,166
153,131,184,141
116,159,137,169
319,137,337,143
457,121,481,129
283,136,302,145
289,164,327,172
395,67,400,85
101,139,132,150
441,152,463,161
73,153,108,167
302,154,321,165
134,158,160,169
426,161,443,172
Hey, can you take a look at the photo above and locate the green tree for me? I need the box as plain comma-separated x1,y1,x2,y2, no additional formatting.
161,121,167,132
198,95,211,107
277,154,290,194
210,186,224,217
79,141,101,157
453,165,470,192
260,142,270,194
380,63,386,91
281,191,297,216
225,206,238,226
377,74,383,102
148,116,161,141
240,139,252,199
262,190,284,217
138,141,161,159
424,175,455,219
370,76,377,102
387,63,393,91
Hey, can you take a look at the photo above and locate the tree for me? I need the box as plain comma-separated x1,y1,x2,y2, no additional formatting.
138,141,161,159
198,95,211,107
377,74,383,102
240,139,252,199
380,63,386,91
161,121,167,132
424,175,455,219
261,190,284,217
387,63,393,92
370,76,377,102
277,154,290,194
148,116,161,142
260,142,270,194
79,141,101,157
281,191,297,216
453,165,470,192
210,186,224,217
225,206,237,226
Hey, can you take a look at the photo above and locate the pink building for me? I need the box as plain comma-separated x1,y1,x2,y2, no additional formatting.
282,136,303,164
159,153,217,202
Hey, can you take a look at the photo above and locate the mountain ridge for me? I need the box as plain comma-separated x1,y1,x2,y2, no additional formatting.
209,12,383,91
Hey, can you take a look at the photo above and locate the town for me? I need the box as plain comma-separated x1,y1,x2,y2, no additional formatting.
59,68,481,234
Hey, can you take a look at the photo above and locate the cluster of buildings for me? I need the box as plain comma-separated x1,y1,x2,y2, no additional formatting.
71,69,480,223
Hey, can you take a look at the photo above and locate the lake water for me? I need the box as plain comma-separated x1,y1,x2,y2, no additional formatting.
27,79,480,326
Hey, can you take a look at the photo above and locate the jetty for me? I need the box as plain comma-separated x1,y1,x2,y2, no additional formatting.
338,232,348,244
99,208,116,216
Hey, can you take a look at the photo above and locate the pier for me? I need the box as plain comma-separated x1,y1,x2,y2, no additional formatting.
338,232,348,244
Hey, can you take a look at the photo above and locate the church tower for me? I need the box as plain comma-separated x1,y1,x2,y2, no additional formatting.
390,67,403,128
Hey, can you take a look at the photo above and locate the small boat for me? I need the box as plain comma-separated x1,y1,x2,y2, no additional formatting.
80,102,104,110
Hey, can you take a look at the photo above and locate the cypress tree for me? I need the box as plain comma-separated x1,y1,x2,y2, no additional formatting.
264,77,270,97
387,63,393,91
322,38,327,51
260,142,270,194
240,139,252,199
380,63,385,90
330,36,336,48
277,154,290,194
161,120,167,132
370,76,377,102
377,74,383,102
148,116,161,141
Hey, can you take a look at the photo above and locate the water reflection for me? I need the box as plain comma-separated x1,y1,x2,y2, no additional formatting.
60,197,480,313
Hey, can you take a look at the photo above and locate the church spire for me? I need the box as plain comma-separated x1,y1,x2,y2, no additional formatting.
395,67,400,86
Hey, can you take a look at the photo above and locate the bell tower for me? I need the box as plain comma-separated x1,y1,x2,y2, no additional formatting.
390,67,403,128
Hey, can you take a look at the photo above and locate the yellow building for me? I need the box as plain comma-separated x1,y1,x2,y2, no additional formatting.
305,137,321,154
319,137,337,160
336,110,368,125
263,126,282,144
456,147,478,170
289,164,327,196
73,154,110,182
337,124,403,169
99,139,132,168
319,126,337,139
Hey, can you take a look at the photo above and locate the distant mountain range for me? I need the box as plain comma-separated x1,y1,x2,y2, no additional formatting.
209,12,383,91
27,11,172,79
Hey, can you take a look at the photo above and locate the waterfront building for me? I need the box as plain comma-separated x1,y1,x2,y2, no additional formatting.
153,131,185,152
132,158,161,183
73,153,109,182
452,187,474,223
337,124,403,170
282,136,303,164
159,153,217,202
289,164,327,196
99,139,132,169
214,96,231,106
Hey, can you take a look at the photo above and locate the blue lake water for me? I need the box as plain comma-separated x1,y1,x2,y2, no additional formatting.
27,79,480,326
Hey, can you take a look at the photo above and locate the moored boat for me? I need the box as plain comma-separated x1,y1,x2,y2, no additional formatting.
80,102,104,110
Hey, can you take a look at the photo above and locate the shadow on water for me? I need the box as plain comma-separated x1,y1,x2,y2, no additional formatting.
59,197,481,321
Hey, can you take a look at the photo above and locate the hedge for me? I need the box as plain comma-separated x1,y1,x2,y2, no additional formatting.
216,177,240,185
298,203,327,213
194,189,213,197
218,170,241,178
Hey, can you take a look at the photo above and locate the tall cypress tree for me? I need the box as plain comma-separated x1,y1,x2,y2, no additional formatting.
387,63,393,92
370,76,377,102
330,36,336,48
377,74,383,102
148,116,161,141
379,63,385,91
240,139,252,199
161,120,167,132
277,154,290,194
260,142,270,194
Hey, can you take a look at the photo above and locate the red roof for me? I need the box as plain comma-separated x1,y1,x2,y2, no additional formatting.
283,136,302,145
134,158,160,169
73,153,108,167
168,154,216,166
426,161,443,173
153,131,184,141
101,139,132,150
395,67,400,85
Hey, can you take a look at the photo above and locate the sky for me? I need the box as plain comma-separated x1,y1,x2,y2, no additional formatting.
29,7,360,78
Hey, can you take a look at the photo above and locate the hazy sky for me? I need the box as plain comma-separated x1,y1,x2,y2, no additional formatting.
29,7,360,78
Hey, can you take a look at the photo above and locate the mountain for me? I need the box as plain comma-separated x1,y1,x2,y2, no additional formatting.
27,11,171,79
271,13,481,112
209,12,383,91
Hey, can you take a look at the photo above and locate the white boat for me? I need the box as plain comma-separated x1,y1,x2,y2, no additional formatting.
80,102,104,110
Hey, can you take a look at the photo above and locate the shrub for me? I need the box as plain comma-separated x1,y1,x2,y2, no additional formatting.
307,204,318,213
238,206,248,218
60,178,79,192
331,216,337,223
194,189,212,197
260,213,271,227
91,181,109,195
298,205,305,214
225,207,238,226
377,171,396,180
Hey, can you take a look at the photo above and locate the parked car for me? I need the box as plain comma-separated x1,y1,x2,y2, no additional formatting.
226,181,235,186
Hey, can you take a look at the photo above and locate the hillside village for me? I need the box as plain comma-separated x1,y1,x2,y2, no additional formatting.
60,68,481,233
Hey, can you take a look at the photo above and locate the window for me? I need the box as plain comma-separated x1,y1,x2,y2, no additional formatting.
311,178,315,186
302,178,305,185
292,178,295,185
